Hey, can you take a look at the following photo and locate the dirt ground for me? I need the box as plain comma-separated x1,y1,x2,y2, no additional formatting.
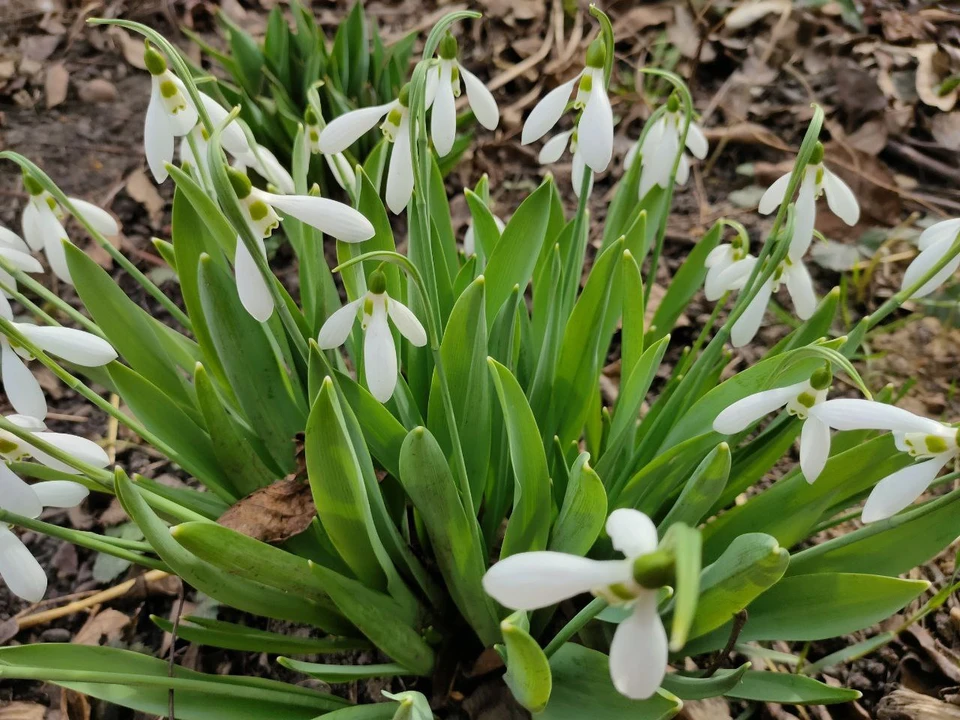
1,0,960,718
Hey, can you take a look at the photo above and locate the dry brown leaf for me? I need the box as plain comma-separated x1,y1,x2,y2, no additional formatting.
60,688,90,720
20,35,60,62
932,112,960,151
915,44,958,112
667,6,714,62
848,118,889,155
218,477,314,543
44,62,68,109
108,27,148,70
823,142,902,226
725,0,790,31
0,702,46,720
72,608,131,645
613,5,673,36
680,696,733,720
125,169,164,227
77,78,117,104
877,688,960,719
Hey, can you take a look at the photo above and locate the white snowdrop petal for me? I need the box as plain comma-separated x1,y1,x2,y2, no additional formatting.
0,225,29,253
822,169,860,226
2,341,47,420
918,218,960,252
639,117,665,157
265,194,375,243
705,244,734,269
800,415,830,483
862,454,952,523
145,84,174,183
31,431,110,473
317,298,363,349
809,399,947,435
675,154,690,186
463,224,476,256
0,248,43,274
713,382,807,434
387,300,427,347
623,140,640,170
67,198,119,237
902,236,960,299
0,464,42,518
648,122,679,191
199,92,249,157
425,67,440,109
784,261,817,320
248,147,295,195
606,509,658,557
538,131,572,165
21,203,45,252
731,278,772,348
757,172,791,215
609,593,668,700
684,121,709,160
0,524,47,603
234,238,275,323
323,153,356,192
8,415,46,431
578,72,613,172
386,116,415,215
364,304,398,403
431,63,457,158
31,480,89,509
704,265,729,302
482,552,630,610
17,325,117,366
521,75,580,145
571,149,589,198
460,65,500,131
43,224,73,285
790,173,817,259
318,103,395,154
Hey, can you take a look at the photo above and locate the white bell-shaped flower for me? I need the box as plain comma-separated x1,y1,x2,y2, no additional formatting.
20,175,119,285
317,269,427,402
731,255,816,348
704,229,752,302
758,142,860,258
143,44,199,184
901,218,960,299
714,366,832,482
317,86,414,215
0,225,44,299
0,414,110,476
809,399,959,523
425,34,500,158
628,96,709,200
523,38,613,182
483,509,668,700
226,168,375,322
233,144,295,196
303,107,357,193
463,214,505,256
178,96,251,182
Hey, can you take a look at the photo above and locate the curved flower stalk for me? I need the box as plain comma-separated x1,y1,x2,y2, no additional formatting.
809,399,959,523
483,509,668,700
20,173,119,285
730,254,816,347
523,38,613,197
758,141,860,258
0,225,44,298
714,366,832,481
226,168,375,322
901,218,960,299
704,225,753,301
425,33,500,157
317,269,427,402
626,95,709,199
304,107,356,193
318,84,415,214
0,414,110,476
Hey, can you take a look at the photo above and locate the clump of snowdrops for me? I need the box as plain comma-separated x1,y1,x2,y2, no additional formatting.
0,6,958,719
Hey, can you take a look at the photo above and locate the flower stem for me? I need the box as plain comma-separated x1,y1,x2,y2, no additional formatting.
544,597,607,658
0,257,104,337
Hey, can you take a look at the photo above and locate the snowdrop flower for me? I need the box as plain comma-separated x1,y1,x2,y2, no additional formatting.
143,44,199,184
425,33,500,158
178,96,251,180
233,144,295,196
317,269,427,402
463,215,505,256
731,255,816,348
627,95,709,200
809,399,960,523
901,218,960,299
20,174,119,285
0,414,110,475
714,366,832,482
0,226,44,299
304,107,356,193
317,85,413,214
0,301,117,420
523,38,613,191
227,168,375,322
704,228,752,302
483,509,668,699
758,142,859,258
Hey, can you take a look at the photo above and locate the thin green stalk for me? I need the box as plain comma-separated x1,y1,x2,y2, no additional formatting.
676,292,728,377
0,256,104,337
0,415,111,487
0,280,60,328
544,597,607,658
561,170,593,318
185,131,215,196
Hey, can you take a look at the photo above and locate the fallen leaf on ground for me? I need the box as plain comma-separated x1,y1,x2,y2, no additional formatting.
932,112,960,151
61,688,90,720
218,477,315,543
125,169,165,227
108,27,148,70
0,702,45,720
44,62,68,108
72,607,131,645
725,0,790,31
77,78,117,103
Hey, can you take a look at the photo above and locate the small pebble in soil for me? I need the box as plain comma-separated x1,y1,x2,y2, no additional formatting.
38,628,72,643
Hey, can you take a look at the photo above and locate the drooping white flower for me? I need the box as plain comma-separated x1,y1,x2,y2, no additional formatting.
627,96,709,200
233,144,295,196
226,168,375,322
704,229,752,302
713,366,832,482
523,38,613,190
483,509,667,700
0,225,44,299
317,269,427,402
143,44,199,184
809,399,959,523
0,301,117,420
463,214,505,256
304,107,357,193
425,33,500,158
731,255,816,348
758,141,860,258
0,414,110,475
178,94,251,181
901,218,960,299
20,175,119,285
317,86,414,214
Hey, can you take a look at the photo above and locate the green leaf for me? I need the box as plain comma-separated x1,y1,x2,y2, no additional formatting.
488,358,552,557
264,6,292,88
659,443,730,531
501,612,553,713
620,248,645,380
278,659,407,683
0,644,348,720
549,453,607,556
542,644,682,720
333,368,407,480
725,671,861,705
383,690,433,720
464,188,502,262
169,154,237,256
221,14,264,96
660,663,750,700
601,152,642,250
398,427,499,645
662,523,701,651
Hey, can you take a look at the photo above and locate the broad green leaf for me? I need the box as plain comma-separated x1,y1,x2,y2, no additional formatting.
528,244,564,425
725,671,861,705
0,644,347,720
354,168,401,298
662,523,701,651
264,6,291,88
549,453,607,556
717,417,799,509
464,188,502,262
278,659,407,683
601,155,642,250
429,154,459,284
333,368,407,480
659,443,730,531
501,612,552,713
221,16,264,96
398,427,499,645
620,248,645,379
488,358,551,557
542,644,682,720
660,663,750,700
168,163,236,256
